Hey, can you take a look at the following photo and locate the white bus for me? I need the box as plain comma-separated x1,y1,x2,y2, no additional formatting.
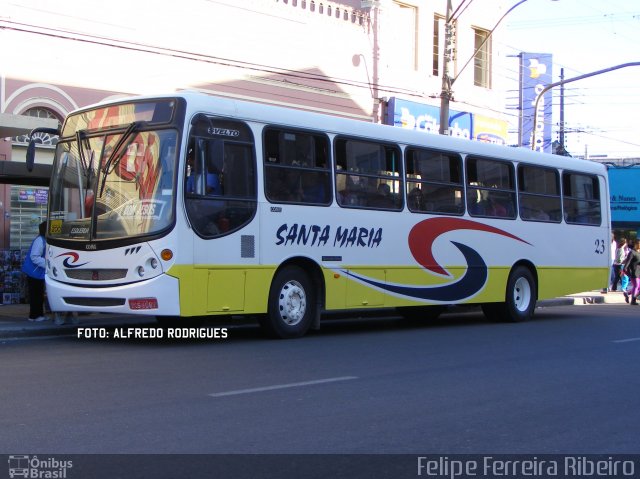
29,92,610,338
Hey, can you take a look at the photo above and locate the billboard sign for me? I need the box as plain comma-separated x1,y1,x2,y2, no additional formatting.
473,114,508,145
385,97,471,140
519,52,553,153
608,167,640,224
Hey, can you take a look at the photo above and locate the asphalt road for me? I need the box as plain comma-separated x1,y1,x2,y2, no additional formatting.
1,304,639,455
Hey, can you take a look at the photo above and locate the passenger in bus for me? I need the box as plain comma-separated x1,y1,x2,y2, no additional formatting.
529,208,550,221
301,172,327,203
204,168,221,195
269,168,303,202
185,149,195,193
339,174,366,206
186,151,221,196
564,206,578,223
368,183,394,208
486,195,508,217
407,187,423,211
468,197,486,216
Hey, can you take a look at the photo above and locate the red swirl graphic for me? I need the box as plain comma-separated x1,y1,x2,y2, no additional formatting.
408,217,530,277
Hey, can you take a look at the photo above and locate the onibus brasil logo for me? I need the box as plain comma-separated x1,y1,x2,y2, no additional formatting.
8,455,73,478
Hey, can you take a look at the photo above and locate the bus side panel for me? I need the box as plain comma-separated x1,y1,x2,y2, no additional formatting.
537,266,609,300
170,264,274,316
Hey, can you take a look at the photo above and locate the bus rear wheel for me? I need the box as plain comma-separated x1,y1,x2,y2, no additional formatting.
482,266,537,322
261,265,316,339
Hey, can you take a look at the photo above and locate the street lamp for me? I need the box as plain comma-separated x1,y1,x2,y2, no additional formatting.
438,0,538,135
530,62,640,151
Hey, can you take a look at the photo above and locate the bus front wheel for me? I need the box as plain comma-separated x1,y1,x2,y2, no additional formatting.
482,266,537,322
262,265,316,339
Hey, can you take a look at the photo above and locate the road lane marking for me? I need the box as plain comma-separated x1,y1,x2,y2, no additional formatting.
209,376,358,398
613,337,640,343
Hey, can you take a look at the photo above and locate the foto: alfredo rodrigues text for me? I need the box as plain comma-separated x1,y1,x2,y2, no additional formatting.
77,327,228,340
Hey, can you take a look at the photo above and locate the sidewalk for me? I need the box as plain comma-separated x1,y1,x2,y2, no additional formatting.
0,303,155,339
0,290,628,340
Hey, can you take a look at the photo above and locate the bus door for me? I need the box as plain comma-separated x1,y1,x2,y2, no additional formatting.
185,116,258,313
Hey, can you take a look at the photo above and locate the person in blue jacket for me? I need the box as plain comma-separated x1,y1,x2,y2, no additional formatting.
22,221,48,322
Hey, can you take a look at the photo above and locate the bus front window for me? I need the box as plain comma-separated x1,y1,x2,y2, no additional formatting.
48,129,177,241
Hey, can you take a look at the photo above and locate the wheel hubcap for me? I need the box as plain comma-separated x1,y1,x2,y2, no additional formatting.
513,277,532,312
278,280,306,326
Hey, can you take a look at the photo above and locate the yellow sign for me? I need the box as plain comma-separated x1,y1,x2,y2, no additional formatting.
474,115,508,145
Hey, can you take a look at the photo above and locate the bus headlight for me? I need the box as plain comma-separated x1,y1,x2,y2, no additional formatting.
150,258,158,269
52,267,58,277
137,266,145,277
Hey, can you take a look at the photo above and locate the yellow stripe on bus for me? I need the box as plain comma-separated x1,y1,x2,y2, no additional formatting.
166,264,608,316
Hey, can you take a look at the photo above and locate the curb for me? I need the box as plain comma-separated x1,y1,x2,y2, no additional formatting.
537,297,576,308
0,316,156,340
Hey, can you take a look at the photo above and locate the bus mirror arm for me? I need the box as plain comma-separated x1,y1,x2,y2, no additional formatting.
26,127,60,172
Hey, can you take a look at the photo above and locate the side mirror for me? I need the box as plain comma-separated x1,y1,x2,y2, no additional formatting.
25,127,60,172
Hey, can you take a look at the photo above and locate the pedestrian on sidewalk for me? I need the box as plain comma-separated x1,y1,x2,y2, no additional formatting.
611,237,627,292
22,221,48,321
622,239,640,305
609,233,618,291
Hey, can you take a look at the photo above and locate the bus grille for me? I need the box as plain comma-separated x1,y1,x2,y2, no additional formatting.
65,269,128,281
63,297,126,307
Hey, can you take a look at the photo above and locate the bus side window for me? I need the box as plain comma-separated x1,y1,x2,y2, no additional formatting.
405,147,463,215
263,127,331,205
518,164,561,222
466,156,516,219
335,137,402,210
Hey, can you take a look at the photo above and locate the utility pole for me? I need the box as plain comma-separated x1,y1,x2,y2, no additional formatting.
438,0,454,135
438,0,531,135
559,67,565,149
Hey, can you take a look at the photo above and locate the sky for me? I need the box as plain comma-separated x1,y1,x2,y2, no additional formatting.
501,0,640,159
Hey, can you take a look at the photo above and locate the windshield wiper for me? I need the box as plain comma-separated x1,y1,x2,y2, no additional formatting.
98,121,145,197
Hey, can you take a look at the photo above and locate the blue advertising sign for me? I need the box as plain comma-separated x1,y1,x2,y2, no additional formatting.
519,52,553,153
608,167,640,224
19,189,48,204
385,97,471,139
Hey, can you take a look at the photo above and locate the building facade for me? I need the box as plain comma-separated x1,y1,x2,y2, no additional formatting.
0,0,513,249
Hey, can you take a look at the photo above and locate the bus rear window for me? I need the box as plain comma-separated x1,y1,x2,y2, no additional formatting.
562,172,601,225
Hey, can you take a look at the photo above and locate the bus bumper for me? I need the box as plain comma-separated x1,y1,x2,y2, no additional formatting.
45,274,180,316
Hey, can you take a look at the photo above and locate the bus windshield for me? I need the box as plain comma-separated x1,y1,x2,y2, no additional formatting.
48,126,178,241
